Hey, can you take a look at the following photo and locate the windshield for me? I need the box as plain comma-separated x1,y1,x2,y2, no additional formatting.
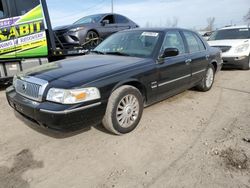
74,15,103,24
209,28,250,40
94,31,161,58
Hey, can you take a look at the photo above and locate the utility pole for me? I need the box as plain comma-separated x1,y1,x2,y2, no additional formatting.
111,0,114,13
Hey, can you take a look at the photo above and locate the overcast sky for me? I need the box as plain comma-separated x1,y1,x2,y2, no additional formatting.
46,0,249,30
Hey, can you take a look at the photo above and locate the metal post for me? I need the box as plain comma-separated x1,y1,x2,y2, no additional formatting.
40,0,57,52
111,0,113,13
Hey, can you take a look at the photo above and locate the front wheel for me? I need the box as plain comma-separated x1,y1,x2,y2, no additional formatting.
84,31,100,49
196,64,215,92
102,85,144,135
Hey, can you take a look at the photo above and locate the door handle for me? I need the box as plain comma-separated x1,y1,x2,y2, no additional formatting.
185,59,192,64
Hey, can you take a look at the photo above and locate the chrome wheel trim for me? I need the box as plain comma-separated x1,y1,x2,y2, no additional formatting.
205,68,214,88
116,94,139,128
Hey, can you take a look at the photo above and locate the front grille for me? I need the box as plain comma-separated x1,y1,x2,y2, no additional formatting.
16,79,41,100
54,29,68,35
212,46,231,53
14,77,48,102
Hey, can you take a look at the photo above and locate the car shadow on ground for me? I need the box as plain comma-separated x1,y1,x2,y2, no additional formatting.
0,84,10,92
15,112,114,139
0,149,43,188
221,67,244,71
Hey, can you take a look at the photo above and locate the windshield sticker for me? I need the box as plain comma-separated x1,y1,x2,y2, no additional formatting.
239,29,249,31
141,32,159,37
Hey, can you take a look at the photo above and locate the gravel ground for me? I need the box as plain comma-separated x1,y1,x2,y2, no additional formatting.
0,70,249,188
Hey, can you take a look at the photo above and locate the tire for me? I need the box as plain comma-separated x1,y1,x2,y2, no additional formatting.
84,31,100,49
196,64,215,92
102,85,144,135
241,55,250,70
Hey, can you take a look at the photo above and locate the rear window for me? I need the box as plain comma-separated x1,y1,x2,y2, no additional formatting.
209,28,250,40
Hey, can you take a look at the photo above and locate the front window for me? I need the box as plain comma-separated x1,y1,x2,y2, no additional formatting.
94,31,161,58
74,14,103,25
209,28,250,40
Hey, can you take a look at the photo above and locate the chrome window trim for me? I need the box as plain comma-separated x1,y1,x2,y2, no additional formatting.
192,69,206,75
16,76,48,102
40,102,102,115
158,74,191,87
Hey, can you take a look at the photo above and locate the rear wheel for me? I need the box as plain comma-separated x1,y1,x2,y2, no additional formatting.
102,85,144,135
241,55,250,70
196,64,215,92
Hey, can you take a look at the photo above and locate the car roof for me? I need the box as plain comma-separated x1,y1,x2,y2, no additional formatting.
219,25,250,30
124,27,195,33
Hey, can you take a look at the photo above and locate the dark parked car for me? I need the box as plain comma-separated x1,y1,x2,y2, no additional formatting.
54,13,139,49
6,28,222,135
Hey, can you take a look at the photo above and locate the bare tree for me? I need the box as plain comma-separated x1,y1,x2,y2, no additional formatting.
205,17,215,31
165,17,179,27
145,21,151,28
243,8,250,24
172,17,179,27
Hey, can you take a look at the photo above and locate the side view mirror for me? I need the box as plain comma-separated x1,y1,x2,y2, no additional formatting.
160,48,179,58
101,20,110,26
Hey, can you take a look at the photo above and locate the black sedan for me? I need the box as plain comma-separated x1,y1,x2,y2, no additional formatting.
54,13,139,49
6,28,223,135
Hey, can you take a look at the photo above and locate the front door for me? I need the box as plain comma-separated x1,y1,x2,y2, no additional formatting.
157,30,191,100
100,15,118,38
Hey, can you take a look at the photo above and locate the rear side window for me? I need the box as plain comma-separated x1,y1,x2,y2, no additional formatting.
115,15,129,23
183,31,206,53
14,0,40,16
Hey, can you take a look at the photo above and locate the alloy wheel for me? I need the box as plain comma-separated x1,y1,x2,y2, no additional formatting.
116,94,140,128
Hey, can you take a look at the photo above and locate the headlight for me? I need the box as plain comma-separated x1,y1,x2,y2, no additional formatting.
234,43,249,53
13,75,17,88
69,27,85,32
46,87,101,104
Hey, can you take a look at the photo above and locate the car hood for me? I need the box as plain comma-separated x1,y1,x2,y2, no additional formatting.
21,55,149,87
208,39,250,47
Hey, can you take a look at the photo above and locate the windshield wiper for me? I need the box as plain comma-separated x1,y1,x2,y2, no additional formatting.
105,52,131,56
90,50,105,55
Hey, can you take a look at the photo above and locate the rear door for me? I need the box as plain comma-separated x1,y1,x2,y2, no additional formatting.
114,14,132,31
157,30,191,100
12,0,48,58
0,0,16,59
182,31,209,84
